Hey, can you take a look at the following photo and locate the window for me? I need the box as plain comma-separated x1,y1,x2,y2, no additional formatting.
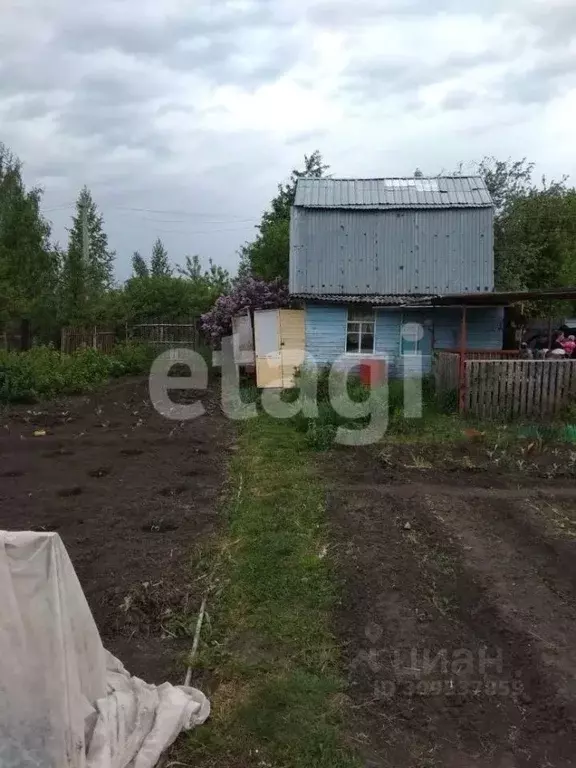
401,322,422,355
346,308,375,353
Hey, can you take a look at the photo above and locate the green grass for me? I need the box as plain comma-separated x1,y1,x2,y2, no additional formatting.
177,416,360,768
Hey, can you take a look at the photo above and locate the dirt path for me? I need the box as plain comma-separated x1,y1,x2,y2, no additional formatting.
325,444,576,768
0,376,232,683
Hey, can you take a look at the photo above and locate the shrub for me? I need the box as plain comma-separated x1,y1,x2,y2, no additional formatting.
111,342,156,376
200,277,289,346
0,343,154,403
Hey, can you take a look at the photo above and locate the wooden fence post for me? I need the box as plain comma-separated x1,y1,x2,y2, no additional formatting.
458,306,468,413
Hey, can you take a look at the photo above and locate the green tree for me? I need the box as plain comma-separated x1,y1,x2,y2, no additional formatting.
179,255,230,293
242,150,329,281
150,237,171,277
462,157,575,297
475,157,535,215
178,254,231,307
0,143,58,328
60,187,114,324
178,253,203,280
131,250,149,279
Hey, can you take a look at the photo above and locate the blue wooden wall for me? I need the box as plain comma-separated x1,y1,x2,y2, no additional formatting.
304,303,504,376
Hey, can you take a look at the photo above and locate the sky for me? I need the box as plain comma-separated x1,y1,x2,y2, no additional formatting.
1,0,576,281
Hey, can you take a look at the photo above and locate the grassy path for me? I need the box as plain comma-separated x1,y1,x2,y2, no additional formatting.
178,416,359,768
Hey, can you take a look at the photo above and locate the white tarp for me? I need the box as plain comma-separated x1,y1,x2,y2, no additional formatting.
0,531,210,768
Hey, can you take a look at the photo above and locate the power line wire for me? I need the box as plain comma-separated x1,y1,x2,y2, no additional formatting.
111,206,256,219
42,203,258,224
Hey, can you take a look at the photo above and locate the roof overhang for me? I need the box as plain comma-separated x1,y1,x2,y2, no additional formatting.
291,293,433,307
292,287,576,308
430,288,576,307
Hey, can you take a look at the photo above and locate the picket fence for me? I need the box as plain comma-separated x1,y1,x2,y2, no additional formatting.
61,327,116,354
465,358,576,419
434,351,576,418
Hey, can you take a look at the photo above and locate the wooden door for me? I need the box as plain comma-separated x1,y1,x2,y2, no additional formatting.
254,310,282,387
279,310,305,388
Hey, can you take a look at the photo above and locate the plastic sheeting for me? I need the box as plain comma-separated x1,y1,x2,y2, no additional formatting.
0,531,210,768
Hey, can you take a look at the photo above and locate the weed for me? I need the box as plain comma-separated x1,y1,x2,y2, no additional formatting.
405,453,433,469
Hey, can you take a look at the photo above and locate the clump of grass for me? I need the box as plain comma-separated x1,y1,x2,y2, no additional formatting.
305,421,337,450
176,417,360,768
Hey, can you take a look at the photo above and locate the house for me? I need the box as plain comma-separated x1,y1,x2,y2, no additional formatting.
289,175,504,376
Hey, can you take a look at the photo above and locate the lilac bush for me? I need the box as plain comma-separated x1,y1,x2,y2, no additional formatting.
200,277,290,346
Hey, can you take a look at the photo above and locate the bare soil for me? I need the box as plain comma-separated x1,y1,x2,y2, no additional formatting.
0,376,232,684
325,440,576,768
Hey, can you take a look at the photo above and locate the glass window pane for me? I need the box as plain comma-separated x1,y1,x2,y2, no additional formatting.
346,332,359,353
402,339,418,354
348,309,374,322
347,321,361,334
360,331,374,353
361,322,374,335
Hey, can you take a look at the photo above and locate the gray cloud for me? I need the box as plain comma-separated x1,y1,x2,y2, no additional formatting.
440,90,477,111
55,3,285,56
56,69,168,152
3,95,57,121
306,0,505,28
499,51,576,106
523,2,576,46
2,0,576,280
340,50,505,105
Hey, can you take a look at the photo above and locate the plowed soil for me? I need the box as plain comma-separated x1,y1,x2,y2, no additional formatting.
326,441,576,768
0,376,231,684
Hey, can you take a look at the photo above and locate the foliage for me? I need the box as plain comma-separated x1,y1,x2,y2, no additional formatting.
476,157,535,215
0,343,154,403
109,341,156,375
123,253,231,325
240,151,329,281
178,254,231,295
0,139,233,339
0,143,59,329
59,187,115,325
150,237,172,277
131,250,149,279
465,157,576,306
201,277,289,346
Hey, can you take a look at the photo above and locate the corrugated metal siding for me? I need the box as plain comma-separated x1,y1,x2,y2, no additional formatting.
290,208,494,295
295,177,492,209
304,305,503,377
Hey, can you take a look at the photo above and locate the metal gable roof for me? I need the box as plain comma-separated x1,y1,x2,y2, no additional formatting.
294,176,493,209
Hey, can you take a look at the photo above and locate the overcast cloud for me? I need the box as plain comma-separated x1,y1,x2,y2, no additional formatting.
1,0,575,279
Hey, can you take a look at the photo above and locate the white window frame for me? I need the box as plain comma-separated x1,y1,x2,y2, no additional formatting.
345,308,375,355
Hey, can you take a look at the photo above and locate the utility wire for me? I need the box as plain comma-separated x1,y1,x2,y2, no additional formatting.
42,203,257,224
